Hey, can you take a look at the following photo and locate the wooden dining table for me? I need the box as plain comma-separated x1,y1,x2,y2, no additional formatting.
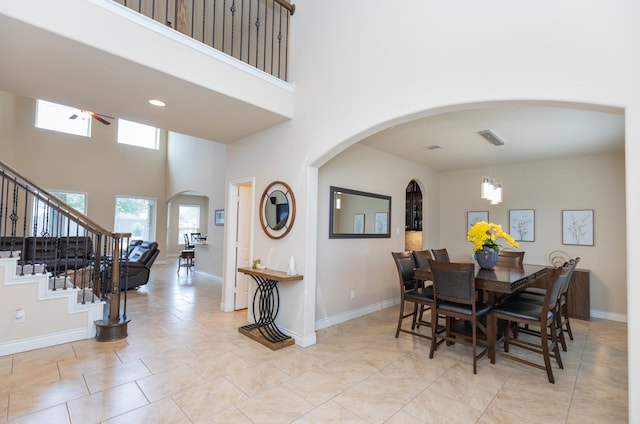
414,262,549,363
414,263,548,302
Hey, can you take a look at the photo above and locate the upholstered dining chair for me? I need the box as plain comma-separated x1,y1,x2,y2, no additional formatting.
496,250,525,266
515,257,581,351
391,252,437,340
184,233,195,250
488,259,578,383
427,259,491,374
431,248,450,263
412,250,434,326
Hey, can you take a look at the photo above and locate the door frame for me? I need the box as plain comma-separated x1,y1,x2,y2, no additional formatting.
222,177,255,312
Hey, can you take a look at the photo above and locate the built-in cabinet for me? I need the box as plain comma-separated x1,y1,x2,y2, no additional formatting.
405,180,422,231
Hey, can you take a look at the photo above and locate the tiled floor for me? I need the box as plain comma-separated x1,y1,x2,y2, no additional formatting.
0,262,628,423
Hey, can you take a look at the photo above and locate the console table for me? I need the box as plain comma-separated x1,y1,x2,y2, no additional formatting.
237,267,303,350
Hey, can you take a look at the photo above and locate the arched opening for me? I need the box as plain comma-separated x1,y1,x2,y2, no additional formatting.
405,179,423,251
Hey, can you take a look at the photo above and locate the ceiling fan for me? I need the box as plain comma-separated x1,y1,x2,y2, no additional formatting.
69,110,113,125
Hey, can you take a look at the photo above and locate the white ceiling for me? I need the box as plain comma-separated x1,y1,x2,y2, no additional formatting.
361,105,625,171
0,13,625,169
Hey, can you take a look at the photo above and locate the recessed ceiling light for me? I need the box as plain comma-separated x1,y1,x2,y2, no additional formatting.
148,99,166,107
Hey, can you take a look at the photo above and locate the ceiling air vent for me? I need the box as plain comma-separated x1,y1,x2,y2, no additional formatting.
424,145,442,151
478,129,506,146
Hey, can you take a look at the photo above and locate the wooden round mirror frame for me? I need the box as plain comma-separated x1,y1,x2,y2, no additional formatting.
259,181,296,239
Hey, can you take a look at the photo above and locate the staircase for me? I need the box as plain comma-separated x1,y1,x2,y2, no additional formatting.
0,160,132,356
0,255,104,356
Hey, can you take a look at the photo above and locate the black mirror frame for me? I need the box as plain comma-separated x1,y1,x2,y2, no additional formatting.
329,186,392,239
259,181,296,240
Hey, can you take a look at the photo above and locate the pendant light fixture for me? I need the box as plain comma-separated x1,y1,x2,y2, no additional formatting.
478,130,505,205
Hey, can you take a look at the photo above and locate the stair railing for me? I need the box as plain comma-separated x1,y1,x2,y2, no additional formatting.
0,160,132,341
113,0,295,81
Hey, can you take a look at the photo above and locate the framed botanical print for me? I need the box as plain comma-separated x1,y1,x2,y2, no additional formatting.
562,209,594,245
509,209,535,242
467,211,489,230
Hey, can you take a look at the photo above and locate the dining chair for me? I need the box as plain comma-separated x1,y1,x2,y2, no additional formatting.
496,250,525,266
514,257,580,350
427,259,491,374
431,248,450,262
391,252,437,340
488,259,578,383
412,250,434,326
184,233,195,250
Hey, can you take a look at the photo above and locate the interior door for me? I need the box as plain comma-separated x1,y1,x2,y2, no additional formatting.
234,184,252,310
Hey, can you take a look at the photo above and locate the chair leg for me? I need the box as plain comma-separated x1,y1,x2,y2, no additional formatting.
549,319,564,370
540,328,555,384
472,319,477,374
562,303,574,340
556,310,567,352
410,303,419,330
429,307,438,358
395,299,406,338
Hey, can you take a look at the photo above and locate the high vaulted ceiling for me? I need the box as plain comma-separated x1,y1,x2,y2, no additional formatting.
0,9,625,168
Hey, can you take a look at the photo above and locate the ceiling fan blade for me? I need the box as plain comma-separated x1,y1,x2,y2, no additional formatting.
91,113,111,125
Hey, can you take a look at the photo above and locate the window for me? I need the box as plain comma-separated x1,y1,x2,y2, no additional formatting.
117,119,159,150
33,191,88,237
178,204,200,244
35,99,91,137
114,197,157,240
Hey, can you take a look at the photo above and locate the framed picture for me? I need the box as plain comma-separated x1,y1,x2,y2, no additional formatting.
467,211,489,230
509,209,535,242
214,209,225,226
374,212,388,234
562,209,594,245
353,213,365,234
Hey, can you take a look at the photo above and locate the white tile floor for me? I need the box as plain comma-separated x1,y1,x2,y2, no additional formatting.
0,261,628,423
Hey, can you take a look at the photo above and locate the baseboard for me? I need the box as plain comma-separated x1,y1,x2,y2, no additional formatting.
0,328,91,356
590,309,627,322
272,326,317,348
315,297,399,331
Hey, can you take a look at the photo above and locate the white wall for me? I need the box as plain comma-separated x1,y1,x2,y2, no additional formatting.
227,0,640,418
166,132,226,276
316,143,439,325
439,152,626,320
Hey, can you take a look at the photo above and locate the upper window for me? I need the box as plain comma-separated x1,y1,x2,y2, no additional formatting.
114,197,157,240
117,119,159,150
35,100,91,137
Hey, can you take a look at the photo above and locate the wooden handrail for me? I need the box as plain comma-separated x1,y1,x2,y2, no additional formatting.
0,159,111,236
275,0,296,15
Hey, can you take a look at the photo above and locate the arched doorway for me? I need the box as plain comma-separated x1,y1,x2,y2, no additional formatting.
405,179,422,251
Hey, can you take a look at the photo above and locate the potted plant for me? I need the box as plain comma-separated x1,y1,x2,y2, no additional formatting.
467,221,519,269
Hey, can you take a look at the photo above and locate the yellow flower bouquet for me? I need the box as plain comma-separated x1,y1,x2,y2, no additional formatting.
467,221,519,252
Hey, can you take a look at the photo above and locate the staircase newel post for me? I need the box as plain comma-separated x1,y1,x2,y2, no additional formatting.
95,232,132,341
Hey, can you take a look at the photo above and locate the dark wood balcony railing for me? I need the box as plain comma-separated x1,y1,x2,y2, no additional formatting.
0,160,133,341
115,0,295,81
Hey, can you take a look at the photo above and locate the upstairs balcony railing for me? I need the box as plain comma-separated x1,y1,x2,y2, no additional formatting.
0,160,133,341
115,0,295,81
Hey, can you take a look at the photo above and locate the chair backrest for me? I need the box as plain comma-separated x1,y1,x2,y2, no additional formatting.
559,257,580,295
544,259,578,313
391,251,419,291
412,249,433,269
428,259,476,305
496,250,525,266
184,233,194,249
431,248,450,263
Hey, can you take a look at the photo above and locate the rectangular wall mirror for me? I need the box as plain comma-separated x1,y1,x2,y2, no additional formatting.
329,186,392,238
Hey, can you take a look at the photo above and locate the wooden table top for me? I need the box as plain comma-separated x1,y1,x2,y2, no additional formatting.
238,267,304,282
414,263,548,294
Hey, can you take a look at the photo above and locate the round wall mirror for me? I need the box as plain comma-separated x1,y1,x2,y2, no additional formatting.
259,181,296,239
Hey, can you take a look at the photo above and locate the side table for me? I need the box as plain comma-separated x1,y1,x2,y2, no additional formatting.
237,267,303,350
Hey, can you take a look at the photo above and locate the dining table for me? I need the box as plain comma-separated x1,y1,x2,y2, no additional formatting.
414,262,548,303
414,262,549,360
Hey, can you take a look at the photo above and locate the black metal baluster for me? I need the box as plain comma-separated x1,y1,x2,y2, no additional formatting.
190,0,195,37
222,0,226,53
239,0,244,60
255,0,260,69
277,4,283,79
270,1,275,75
212,0,217,48
202,0,206,43
230,0,236,57
247,0,252,65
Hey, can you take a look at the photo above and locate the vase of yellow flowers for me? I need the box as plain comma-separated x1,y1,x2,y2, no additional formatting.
467,221,519,269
